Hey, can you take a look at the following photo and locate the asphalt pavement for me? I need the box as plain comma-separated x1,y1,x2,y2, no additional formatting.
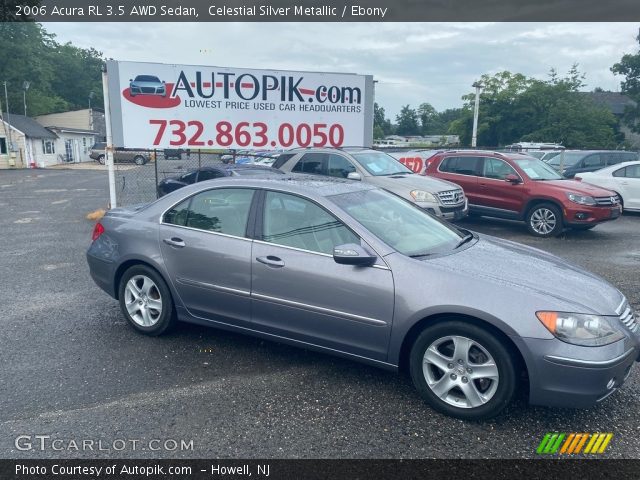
1,169,639,459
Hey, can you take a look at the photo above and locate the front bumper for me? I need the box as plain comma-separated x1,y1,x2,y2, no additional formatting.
564,203,622,226
514,335,639,408
419,199,468,221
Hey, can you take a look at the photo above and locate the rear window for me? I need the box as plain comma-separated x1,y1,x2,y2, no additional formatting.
271,153,296,169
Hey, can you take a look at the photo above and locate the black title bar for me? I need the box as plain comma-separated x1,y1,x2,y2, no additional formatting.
2,0,640,22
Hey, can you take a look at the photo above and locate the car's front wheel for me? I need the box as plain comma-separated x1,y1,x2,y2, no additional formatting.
409,321,517,420
134,155,146,165
526,203,563,237
97,155,105,165
118,265,176,336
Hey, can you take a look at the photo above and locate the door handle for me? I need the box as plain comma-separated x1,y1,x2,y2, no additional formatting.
163,237,186,248
256,255,285,268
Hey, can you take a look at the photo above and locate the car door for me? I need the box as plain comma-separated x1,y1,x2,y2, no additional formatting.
476,157,524,218
159,187,256,327
616,164,640,209
250,190,394,361
435,156,481,205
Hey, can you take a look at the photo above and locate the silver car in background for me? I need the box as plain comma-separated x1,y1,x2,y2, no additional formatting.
273,148,468,221
87,175,639,420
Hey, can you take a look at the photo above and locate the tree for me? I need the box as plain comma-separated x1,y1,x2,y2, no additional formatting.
373,102,392,136
611,32,640,133
395,105,420,135
0,23,104,116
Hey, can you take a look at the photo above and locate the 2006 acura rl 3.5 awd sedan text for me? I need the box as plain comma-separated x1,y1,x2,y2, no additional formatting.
87,175,639,420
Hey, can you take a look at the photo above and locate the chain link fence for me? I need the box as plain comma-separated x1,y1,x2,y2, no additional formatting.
113,148,281,206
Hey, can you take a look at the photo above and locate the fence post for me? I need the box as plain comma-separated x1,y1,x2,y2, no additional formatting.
198,149,201,168
154,148,158,199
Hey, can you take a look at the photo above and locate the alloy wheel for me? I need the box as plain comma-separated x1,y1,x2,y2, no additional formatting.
124,275,163,326
422,335,499,409
530,207,557,235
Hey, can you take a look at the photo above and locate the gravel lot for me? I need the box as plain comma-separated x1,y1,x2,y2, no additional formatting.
0,168,639,459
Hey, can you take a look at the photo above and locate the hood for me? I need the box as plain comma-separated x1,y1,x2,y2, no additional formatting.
428,235,623,315
365,173,460,193
540,179,616,197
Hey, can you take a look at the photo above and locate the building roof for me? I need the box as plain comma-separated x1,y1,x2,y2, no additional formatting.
45,126,98,135
582,91,636,116
2,113,57,139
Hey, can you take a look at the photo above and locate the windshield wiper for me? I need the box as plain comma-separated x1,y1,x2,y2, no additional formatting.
385,171,412,176
454,233,474,249
409,253,432,258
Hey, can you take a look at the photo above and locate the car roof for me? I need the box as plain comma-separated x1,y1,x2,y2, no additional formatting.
188,173,375,197
286,147,376,154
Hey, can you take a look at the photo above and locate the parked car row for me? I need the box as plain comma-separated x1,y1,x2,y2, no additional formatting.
89,167,640,421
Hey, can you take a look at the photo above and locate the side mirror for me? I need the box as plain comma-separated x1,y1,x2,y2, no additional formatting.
347,172,362,181
333,243,377,267
505,173,521,184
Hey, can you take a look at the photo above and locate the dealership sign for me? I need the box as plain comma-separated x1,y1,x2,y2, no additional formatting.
105,60,374,149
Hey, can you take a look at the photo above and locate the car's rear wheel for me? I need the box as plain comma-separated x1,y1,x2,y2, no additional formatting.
97,155,105,165
526,203,563,237
409,321,516,420
134,155,146,165
118,265,175,336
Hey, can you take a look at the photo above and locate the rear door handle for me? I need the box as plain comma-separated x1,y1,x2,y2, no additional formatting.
163,237,186,248
256,255,285,268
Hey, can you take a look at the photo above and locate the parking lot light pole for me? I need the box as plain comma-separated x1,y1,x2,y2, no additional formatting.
471,81,483,148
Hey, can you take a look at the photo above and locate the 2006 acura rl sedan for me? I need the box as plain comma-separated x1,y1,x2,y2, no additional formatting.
87,175,640,420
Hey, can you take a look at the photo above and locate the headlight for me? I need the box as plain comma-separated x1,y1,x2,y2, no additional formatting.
536,311,624,346
565,192,596,206
410,190,436,202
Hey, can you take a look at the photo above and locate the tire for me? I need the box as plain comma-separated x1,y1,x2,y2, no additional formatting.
525,203,563,237
409,321,517,420
97,155,105,165
118,265,176,336
134,155,146,165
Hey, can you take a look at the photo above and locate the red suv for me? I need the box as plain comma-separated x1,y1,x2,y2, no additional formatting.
424,151,622,237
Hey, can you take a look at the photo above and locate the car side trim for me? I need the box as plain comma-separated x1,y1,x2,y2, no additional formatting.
251,291,388,327
544,348,636,369
176,277,250,297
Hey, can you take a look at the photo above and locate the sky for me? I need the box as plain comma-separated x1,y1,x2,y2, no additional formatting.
44,22,640,119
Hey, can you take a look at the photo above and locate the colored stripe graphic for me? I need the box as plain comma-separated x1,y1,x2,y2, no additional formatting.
537,433,613,455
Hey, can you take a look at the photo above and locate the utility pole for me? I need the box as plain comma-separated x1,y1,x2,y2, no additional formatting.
471,81,483,148
3,81,14,152
101,65,117,208
22,81,30,116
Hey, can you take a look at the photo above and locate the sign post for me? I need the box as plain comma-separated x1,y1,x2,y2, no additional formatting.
101,65,117,208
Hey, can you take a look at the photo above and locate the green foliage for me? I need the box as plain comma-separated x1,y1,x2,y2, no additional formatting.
448,66,619,148
373,102,393,136
0,23,104,116
611,33,640,133
395,104,420,135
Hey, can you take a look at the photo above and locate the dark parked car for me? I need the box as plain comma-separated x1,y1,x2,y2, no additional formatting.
87,175,639,420
157,164,283,197
163,149,190,160
547,150,638,178
129,75,167,97
424,150,621,237
89,142,153,166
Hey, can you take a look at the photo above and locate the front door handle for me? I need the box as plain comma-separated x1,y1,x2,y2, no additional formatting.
256,255,285,268
163,237,186,248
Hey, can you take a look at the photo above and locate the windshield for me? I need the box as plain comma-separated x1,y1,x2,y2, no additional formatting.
514,158,564,180
330,189,464,257
547,152,585,167
135,75,161,83
351,152,413,176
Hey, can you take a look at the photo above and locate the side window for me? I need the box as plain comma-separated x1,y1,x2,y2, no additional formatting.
612,167,626,178
180,171,198,184
481,158,517,179
326,154,356,178
291,153,325,175
262,191,359,255
197,169,224,182
163,188,254,237
439,156,480,176
625,165,640,178
271,153,296,169
583,154,603,168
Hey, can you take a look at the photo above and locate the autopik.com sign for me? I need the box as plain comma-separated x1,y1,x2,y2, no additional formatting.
105,60,374,149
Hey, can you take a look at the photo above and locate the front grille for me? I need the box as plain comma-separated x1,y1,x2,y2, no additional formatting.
141,87,157,93
437,189,465,206
594,195,620,206
617,301,639,334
